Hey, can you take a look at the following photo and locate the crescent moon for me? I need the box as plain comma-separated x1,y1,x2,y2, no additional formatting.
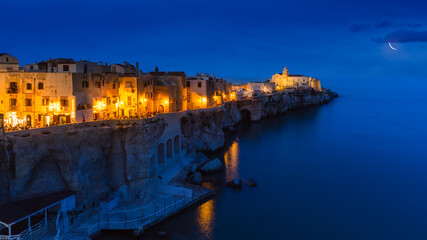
388,42,398,51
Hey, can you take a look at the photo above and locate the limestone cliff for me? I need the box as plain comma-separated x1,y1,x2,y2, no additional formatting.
0,119,167,205
0,89,337,206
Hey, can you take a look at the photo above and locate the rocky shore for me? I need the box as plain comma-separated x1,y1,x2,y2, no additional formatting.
0,89,337,237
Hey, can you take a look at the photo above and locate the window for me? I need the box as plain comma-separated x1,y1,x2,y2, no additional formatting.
51,68,54,72
30,66,34,70
125,82,132,88
95,82,101,88
25,98,32,106
127,96,131,106
6,57,9,62
63,65,69,71
38,82,44,89
107,97,111,105
8,82,17,93
186,81,190,87
10,99,17,106
42,98,49,106
198,82,202,88
112,83,116,89
102,80,105,86
60,99,69,107
82,81,89,88
26,83,32,90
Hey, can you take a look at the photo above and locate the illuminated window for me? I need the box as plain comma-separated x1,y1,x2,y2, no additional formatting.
38,82,44,89
26,83,32,90
60,99,69,107
25,98,32,106
42,98,49,106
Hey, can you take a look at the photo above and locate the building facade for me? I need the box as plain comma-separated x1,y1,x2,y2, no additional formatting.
271,67,321,91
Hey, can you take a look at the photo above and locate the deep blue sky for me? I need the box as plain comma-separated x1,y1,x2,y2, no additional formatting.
1,0,426,88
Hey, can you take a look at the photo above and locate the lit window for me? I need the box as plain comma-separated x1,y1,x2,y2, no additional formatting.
42,98,49,106
60,99,69,107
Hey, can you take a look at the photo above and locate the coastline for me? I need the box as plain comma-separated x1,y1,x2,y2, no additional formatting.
0,89,337,238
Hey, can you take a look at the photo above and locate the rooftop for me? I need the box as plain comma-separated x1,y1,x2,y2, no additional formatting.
0,191,74,226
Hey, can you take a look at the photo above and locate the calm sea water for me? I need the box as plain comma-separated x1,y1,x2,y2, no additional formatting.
99,86,427,239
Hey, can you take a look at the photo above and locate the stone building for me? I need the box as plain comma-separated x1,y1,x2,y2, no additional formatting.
186,73,215,109
138,69,186,115
247,81,275,93
271,67,321,91
0,72,75,128
0,54,19,71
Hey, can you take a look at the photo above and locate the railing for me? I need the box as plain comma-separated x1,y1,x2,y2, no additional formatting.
87,193,193,236
0,218,47,240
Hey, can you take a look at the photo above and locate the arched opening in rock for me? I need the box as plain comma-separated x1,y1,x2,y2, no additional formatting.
166,139,173,159
240,109,252,121
158,143,165,165
174,135,180,154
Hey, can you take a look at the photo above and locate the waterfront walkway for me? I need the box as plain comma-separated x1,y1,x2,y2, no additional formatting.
71,158,214,238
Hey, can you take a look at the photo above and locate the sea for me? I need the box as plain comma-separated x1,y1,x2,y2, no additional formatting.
99,84,427,239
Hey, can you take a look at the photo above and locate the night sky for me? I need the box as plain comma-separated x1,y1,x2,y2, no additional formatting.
1,0,426,88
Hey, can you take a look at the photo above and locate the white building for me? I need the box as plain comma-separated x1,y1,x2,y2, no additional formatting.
271,67,321,91
247,81,275,93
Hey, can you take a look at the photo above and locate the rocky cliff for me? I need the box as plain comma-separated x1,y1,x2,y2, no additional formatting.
0,89,336,206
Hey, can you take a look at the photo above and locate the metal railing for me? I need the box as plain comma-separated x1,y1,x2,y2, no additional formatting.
0,218,47,240
87,193,193,236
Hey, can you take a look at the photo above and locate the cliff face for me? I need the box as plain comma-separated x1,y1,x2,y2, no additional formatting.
181,108,225,152
0,119,167,205
0,90,336,205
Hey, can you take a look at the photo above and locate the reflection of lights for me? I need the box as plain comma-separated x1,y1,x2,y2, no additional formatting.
224,140,239,182
164,99,169,104
202,97,207,104
196,199,215,239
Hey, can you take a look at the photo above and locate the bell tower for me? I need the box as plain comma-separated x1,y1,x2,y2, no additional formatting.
282,67,289,77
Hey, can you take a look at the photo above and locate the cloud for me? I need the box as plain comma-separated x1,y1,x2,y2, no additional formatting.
350,21,422,33
349,24,371,32
405,23,422,28
375,21,393,29
373,29,427,43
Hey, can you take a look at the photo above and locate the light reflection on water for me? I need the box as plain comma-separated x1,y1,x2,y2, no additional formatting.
224,139,240,182
196,199,216,240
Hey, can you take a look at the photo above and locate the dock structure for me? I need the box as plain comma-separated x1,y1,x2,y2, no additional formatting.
73,184,213,237
0,191,75,240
